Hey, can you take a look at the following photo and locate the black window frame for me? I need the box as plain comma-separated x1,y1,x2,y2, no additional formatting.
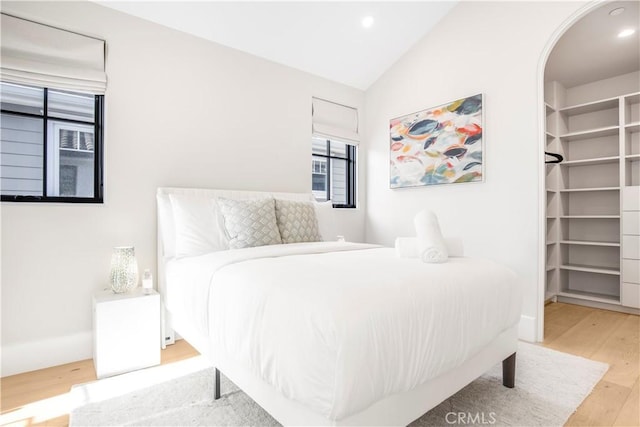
312,139,356,209
1,85,104,203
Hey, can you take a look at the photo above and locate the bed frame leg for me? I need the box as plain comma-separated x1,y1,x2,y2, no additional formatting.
214,367,221,399
502,352,516,388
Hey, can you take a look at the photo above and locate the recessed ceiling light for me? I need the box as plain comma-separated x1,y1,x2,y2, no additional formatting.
361,16,374,29
609,7,625,16
618,28,636,38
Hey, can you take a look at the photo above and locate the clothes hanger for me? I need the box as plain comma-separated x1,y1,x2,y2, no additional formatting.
545,151,563,164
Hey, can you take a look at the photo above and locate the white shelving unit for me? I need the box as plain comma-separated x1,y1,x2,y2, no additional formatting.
544,77,640,312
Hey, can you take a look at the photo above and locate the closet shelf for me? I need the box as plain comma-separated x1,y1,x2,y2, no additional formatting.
625,123,640,132
559,240,620,247
557,290,621,304
558,187,619,192
560,264,620,275
560,126,618,141
626,154,640,161
547,241,556,245
546,131,557,139
560,156,619,166
624,92,640,102
545,103,555,113
559,97,619,116
546,265,555,272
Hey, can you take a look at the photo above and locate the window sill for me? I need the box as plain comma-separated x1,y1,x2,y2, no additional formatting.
1,195,104,204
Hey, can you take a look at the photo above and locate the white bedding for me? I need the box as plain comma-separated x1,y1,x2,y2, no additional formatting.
165,242,521,421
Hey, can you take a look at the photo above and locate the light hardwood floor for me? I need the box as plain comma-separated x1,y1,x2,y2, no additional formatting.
1,303,638,426
543,303,640,427
0,340,199,427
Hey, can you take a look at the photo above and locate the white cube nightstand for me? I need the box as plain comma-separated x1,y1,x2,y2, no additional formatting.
93,288,161,378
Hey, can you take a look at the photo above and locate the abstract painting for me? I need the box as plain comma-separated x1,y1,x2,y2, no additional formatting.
390,94,484,188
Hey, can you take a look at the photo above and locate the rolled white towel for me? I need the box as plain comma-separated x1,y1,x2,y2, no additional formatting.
395,237,464,258
413,209,448,263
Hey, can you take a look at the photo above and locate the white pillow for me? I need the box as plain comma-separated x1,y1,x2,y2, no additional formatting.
218,198,283,249
169,194,227,258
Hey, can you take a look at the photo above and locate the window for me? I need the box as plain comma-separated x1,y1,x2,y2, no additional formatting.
311,97,359,208
0,13,106,202
0,82,104,202
311,136,356,207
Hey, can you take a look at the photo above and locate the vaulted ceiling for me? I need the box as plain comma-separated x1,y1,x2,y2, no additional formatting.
97,1,458,90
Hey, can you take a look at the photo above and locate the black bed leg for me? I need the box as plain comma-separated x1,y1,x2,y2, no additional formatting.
502,352,516,388
214,367,221,400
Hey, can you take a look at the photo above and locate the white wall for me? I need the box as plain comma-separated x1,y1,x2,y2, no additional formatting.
363,1,587,341
0,1,365,376
564,70,640,106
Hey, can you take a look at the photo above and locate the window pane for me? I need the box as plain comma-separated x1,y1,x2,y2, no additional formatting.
331,158,347,205
312,174,327,196
48,89,94,122
46,121,94,197
59,129,78,149
79,131,94,151
312,158,326,174
0,113,44,196
312,137,328,155
312,156,327,201
0,82,44,115
329,140,347,158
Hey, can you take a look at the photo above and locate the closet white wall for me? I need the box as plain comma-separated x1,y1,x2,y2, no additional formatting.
544,70,640,312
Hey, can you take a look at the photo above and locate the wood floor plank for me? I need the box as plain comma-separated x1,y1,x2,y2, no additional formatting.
161,339,199,364
565,380,631,426
545,301,570,315
544,308,627,358
613,379,640,427
544,302,594,343
543,303,639,427
2,360,96,401
591,315,640,389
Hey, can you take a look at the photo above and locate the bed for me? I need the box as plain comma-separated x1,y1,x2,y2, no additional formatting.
156,187,522,426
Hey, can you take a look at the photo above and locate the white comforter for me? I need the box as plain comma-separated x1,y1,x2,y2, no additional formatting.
166,242,521,420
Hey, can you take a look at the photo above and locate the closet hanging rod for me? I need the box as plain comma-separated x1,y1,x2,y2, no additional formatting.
545,151,564,164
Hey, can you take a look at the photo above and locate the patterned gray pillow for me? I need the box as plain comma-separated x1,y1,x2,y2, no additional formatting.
275,199,322,244
217,198,282,249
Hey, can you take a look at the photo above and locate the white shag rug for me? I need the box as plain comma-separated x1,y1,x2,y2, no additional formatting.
70,342,607,427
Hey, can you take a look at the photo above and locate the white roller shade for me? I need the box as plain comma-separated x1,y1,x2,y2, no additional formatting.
0,14,106,94
312,97,359,144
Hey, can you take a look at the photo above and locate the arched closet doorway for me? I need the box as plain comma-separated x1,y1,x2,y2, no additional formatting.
541,0,639,338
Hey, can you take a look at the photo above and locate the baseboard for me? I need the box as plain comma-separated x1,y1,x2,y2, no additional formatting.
1,331,92,377
556,296,640,315
518,314,537,342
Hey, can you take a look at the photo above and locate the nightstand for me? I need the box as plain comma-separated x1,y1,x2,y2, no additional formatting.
93,288,160,378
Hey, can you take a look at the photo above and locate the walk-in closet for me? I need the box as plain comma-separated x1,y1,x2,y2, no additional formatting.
544,1,639,312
